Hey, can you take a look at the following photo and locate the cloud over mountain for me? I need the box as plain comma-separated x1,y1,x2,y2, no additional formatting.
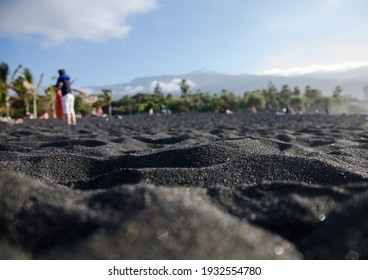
0,0,158,46
261,61,368,76
150,79,196,93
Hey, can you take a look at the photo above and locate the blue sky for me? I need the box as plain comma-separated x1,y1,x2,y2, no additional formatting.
1,0,368,88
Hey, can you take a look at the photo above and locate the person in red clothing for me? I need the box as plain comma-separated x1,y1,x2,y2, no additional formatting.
55,88,63,119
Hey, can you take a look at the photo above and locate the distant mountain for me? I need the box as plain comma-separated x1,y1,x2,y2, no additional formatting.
84,67,368,100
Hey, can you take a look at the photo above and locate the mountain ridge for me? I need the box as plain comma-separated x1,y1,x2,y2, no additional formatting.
83,67,368,100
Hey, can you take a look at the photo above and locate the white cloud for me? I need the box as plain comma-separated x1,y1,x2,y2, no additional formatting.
124,85,145,94
0,0,158,46
260,61,368,76
260,31,368,76
150,79,196,93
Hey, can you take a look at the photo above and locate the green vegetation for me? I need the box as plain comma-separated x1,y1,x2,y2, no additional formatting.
111,83,347,115
0,62,349,119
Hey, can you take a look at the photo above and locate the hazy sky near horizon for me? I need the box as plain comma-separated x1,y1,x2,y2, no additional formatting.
1,0,368,87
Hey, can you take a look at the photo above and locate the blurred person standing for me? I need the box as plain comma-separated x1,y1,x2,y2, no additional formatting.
56,69,76,125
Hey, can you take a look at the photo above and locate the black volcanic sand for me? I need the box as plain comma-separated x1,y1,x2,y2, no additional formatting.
1,113,368,260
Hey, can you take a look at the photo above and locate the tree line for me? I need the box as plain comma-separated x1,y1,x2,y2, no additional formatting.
0,62,346,119
112,80,346,115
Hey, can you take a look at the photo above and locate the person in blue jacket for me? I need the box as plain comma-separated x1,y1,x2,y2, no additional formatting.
56,69,76,125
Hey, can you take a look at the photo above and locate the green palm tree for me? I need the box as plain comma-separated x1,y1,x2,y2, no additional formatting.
100,89,112,116
0,62,22,117
44,85,56,118
22,68,43,118
12,75,30,116
180,79,190,98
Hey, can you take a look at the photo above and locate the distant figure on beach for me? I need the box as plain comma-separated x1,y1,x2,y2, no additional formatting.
40,112,49,119
285,106,295,115
56,69,76,125
161,109,172,115
0,116,23,124
27,112,35,119
55,88,63,119
220,108,233,114
325,104,329,115
91,107,103,117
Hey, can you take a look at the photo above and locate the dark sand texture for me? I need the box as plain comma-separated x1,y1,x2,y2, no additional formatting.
0,113,368,259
